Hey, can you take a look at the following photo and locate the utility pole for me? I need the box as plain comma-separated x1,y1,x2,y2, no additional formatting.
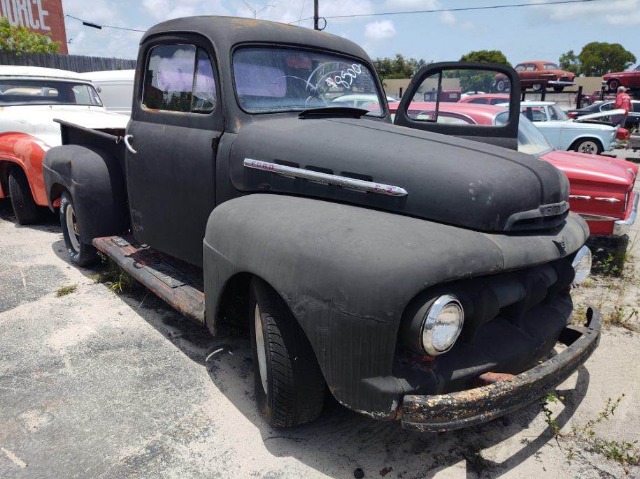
314,0,319,30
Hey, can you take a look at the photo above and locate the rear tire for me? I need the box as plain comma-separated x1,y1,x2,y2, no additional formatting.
553,86,565,93
608,79,620,92
532,83,543,92
249,278,325,428
60,191,99,267
8,167,40,225
571,138,603,155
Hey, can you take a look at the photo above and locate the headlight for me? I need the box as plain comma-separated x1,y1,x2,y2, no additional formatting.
422,295,464,355
571,246,592,286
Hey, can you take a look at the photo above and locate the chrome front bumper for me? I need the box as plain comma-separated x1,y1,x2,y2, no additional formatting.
614,191,639,236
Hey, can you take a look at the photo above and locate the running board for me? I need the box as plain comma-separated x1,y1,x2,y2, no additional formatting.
92,235,205,322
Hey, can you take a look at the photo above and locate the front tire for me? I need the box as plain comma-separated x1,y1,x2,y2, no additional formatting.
495,79,507,92
8,167,40,225
250,278,325,428
60,191,99,267
571,138,603,155
532,83,543,92
553,86,565,92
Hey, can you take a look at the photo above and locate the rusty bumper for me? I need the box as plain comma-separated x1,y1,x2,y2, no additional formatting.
400,307,601,432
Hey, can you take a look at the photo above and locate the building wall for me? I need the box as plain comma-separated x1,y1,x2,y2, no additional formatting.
0,0,68,54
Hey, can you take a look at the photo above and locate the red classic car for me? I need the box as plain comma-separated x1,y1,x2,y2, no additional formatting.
385,101,638,237
0,66,128,224
603,65,640,92
459,93,509,105
494,60,575,92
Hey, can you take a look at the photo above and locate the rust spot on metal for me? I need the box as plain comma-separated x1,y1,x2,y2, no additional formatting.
478,372,515,384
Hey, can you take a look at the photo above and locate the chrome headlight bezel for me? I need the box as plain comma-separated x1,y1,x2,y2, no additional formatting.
421,294,465,356
571,245,592,286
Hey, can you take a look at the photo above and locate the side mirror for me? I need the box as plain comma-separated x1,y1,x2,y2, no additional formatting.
394,62,521,150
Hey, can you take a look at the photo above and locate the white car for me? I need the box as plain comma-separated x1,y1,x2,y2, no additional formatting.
0,66,128,224
517,100,617,155
331,93,397,109
79,69,135,115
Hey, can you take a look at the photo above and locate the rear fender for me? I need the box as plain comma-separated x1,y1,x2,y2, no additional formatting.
43,144,129,242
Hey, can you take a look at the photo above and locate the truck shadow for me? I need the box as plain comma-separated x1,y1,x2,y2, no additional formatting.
111,285,590,479
0,198,60,230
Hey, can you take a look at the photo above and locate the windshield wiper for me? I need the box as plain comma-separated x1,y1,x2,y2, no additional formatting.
298,107,369,119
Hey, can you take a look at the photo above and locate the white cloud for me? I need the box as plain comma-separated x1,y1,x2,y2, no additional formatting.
533,0,640,25
440,11,456,25
364,20,396,40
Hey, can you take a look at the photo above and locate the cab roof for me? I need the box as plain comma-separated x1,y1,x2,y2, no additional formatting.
141,16,370,61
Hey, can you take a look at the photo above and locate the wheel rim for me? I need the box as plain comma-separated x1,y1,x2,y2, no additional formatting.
610,80,619,90
254,304,268,394
496,81,505,92
532,84,542,92
65,202,81,253
577,141,598,154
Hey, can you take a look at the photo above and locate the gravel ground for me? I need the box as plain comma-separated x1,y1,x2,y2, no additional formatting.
1,169,639,479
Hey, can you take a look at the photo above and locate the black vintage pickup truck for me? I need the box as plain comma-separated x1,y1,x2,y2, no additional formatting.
43,16,600,431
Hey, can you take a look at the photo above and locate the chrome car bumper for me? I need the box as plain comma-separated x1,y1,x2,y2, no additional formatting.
548,80,575,86
400,308,601,432
614,191,639,236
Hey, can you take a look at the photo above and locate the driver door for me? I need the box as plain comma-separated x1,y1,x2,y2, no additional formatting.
394,62,521,150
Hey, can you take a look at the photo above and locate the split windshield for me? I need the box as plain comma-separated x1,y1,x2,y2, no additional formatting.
0,79,102,107
232,47,383,115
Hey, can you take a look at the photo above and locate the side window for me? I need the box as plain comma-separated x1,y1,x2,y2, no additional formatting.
632,103,640,113
525,65,536,71
515,65,525,72
143,44,217,114
192,49,217,113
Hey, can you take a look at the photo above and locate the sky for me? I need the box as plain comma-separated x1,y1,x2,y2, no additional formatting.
62,0,640,67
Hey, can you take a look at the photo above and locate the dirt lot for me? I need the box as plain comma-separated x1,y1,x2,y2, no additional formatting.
1,173,639,478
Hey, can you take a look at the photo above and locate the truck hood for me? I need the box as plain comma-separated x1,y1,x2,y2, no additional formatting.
230,116,570,233
573,109,625,123
0,105,128,147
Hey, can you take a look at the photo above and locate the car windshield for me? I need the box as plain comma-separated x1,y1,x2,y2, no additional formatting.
548,104,569,121
233,47,383,116
496,111,553,156
0,79,102,106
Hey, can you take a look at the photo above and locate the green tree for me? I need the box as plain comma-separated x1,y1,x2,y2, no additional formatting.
373,54,428,79
577,42,635,76
456,50,510,92
559,50,580,74
0,17,60,54
459,50,510,66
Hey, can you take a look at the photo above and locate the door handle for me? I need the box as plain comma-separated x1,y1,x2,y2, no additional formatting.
124,134,137,154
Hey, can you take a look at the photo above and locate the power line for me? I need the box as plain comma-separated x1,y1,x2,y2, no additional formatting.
65,15,146,33
292,0,609,23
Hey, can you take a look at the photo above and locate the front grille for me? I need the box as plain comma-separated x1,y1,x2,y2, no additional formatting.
396,257,577,394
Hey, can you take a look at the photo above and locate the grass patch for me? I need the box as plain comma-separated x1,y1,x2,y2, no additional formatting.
91,254,136,294
56,284,77,297
541,394,640,470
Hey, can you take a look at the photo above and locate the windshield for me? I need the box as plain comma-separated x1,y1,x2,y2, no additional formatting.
496,111,553,156
548,104,569,121
0,79,102,106
233,47,383,116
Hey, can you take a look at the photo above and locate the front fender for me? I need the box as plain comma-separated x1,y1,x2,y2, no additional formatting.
203,194,589,417
43,144,129,242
